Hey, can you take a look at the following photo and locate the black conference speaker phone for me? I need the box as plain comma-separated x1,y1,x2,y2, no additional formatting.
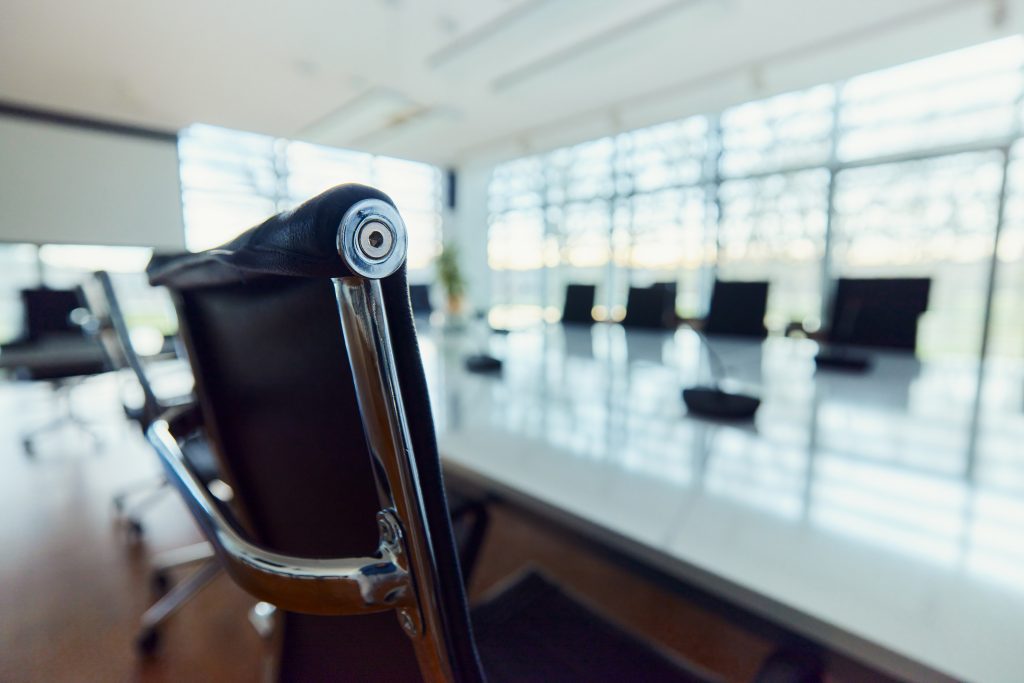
682,327,760,420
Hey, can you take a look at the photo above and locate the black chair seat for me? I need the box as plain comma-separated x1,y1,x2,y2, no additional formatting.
1,287,108,381
473,572,713,683
0,334,107,380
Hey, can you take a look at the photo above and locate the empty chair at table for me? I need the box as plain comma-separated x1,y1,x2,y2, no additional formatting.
0,287,108,454
703,280,769,339
562,283,596,324
145,184,816,682
622,283,676,330
826,278,931,351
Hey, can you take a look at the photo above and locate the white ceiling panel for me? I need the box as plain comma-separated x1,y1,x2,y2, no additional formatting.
0,0,1018,165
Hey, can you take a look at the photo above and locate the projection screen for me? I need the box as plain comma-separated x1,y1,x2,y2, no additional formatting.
0,113,185,250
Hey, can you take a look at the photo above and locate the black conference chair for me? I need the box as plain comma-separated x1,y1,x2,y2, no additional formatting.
145,185,819,682
0,287,108,454
652,281,678,304
815,278,931,371
622,283,676,330
703,280,769,339
561,283,596,324
78,271,224,652
826,278,931,350
409,283,434,317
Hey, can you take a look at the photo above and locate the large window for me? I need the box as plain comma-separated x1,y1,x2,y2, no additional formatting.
179,124,444,279
487,36,1024,359
487,157,549,327
488,117,712,327
830,152,1003,357
719,85,835,177
837,38,1023,162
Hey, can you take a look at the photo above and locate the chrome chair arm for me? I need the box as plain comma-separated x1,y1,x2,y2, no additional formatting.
146,418,416,616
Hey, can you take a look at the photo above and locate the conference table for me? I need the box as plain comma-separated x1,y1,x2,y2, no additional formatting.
418,321,1024,683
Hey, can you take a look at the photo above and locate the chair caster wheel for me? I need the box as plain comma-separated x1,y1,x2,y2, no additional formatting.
136,627,160,655
151,571,170,595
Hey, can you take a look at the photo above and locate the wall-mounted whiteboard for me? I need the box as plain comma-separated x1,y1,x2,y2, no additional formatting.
0,114,185,249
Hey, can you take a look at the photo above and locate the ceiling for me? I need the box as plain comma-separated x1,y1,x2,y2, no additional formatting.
1,0,1021,166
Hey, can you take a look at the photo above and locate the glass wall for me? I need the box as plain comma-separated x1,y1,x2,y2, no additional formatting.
830,153,1003,357
487,157,548,327
486,36,1024,360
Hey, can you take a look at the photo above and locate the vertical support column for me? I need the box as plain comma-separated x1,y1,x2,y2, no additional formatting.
704,114,724,318
607,130,626,319
819,82,844,329
271,138,290,213
452,161,498,315
34,245,46,287
965,144,1013,480
540,153,553,320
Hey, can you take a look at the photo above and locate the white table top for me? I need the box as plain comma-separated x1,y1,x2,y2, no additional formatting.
420,322,1024,683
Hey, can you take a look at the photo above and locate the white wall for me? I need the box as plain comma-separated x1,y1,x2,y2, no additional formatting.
0,115,185,249
443,160,495,312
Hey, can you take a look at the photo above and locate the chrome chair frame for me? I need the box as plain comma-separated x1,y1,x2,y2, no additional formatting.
147,199,456,682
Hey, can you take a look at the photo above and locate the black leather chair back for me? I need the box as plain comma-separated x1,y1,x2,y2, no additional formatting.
704,280,769,338
21,287,83,340
562,283,596,324
409,283,433,316
827,278,931,350
148,185,483,682
622,284,675,329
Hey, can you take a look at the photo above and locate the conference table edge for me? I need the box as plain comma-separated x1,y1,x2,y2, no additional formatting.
441,458,959,683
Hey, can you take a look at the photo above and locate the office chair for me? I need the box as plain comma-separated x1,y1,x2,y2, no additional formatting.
0,287,108,455
622,283,676,330
703,280,769,338
561,283,596,324
827,278,931,350
409,283,434,317
652,280,678,304
145,184,820,682
815,278,930,371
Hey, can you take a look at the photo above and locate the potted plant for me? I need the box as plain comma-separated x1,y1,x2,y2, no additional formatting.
436,242,466,318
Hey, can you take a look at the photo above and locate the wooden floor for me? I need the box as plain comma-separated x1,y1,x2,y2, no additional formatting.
0,375,263,682
0,374,896,682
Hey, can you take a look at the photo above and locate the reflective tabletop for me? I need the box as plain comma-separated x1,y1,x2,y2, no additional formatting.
420,322,1024,683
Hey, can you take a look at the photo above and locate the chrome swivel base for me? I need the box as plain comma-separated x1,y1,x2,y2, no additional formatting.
112,476,170,540
136,552,222,656
21,379,103,456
